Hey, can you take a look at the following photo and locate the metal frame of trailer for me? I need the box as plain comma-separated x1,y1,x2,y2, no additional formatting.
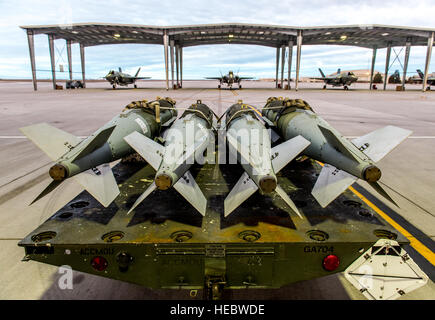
19,154,427,299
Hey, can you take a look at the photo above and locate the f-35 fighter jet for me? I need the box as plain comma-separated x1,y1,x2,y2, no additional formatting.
311,68,358,90
416,69,435,90
205,70,254,89
104,67,151,89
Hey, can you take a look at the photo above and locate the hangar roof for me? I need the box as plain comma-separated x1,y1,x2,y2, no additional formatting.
20,23,435,49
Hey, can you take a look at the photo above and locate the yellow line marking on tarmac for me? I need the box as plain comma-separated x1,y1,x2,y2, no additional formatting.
316,161,434,266
349,186,435,266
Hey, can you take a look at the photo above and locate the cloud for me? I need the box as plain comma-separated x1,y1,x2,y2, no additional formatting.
1,0,434,79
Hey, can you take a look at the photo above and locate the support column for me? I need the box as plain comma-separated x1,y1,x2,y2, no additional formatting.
287,41,293,90
26,30,37,91
180,46,183,88
170,39,175,89
295,30,303,91
48,34,56,90
423,32,434,92
66,40,72,80
280,45,285,89
369,45,377,90
80,43,86,88
175,44,180,87
401,41,411,90
275,47,280,88
163,31,169,91
383,43,391,90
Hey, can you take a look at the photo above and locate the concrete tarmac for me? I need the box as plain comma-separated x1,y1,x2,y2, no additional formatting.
0,80,434,300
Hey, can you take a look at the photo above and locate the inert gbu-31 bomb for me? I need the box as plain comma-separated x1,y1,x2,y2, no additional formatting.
262,97,412,208
20,97,177,207
124,100,216,215
222,100,310,217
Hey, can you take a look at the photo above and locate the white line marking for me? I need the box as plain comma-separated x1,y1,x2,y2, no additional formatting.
0,136,88,139
345,136,435,139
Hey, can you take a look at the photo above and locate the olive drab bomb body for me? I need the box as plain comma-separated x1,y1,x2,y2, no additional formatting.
262,97,412,208
223,100,310,217
20,97,178,207
124,100,215,216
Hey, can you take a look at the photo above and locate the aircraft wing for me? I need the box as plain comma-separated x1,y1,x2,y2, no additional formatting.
310,77,334,81
205,77,223,80
134,77,151,80
238,77,255,80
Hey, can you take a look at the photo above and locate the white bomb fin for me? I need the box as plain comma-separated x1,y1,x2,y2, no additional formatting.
352,125,412,162
312,164,358,208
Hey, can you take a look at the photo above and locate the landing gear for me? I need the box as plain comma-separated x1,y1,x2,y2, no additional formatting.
239,84,242,89
218,84,221,89
323,85,327,90
344,85,349,90
134,84,137,89
112,84,116,90
427,86,431,91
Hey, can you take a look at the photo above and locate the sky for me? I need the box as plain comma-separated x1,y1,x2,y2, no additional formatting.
0,0,434,80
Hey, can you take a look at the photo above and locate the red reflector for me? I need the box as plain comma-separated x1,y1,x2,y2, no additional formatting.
323,254,340,271
91,256,108,271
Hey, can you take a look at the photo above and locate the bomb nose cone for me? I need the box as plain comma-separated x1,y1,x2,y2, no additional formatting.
155,173,173,190
363,165,382,182
259,175,277,194
49,164,68,181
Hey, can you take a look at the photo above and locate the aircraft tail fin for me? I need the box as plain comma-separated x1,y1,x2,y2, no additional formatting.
70,125,116,163
351,125,412,163
319,68,326,77
416,69,424,79
337,68,341,74
134,67,141,77
20,123,82,161
118,67,122,72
